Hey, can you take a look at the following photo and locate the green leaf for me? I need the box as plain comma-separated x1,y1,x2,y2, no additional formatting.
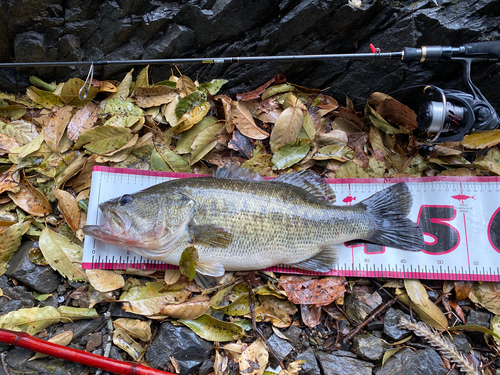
179,314,245,342
59,78,98,106
335,161,370,178
475,148,500,175
151,144,192,173
78,199,89,212
57,306,99,320
26,86,64,108
175,116,219,154
175,91,205,119
107,69,134,100
74,125,133,154
0,221,30,276
199,79,228,95
154,80,177,89
0,105,26,120
179,246,198,281
101,99,144,128
262,84,294,100
313,143,354,161
271,140,311,170
302,112,316,140
136,65,150,88
0,306,63,335
366,105,401,134
39,228,86,281
449,324,500,342
189,122,224,165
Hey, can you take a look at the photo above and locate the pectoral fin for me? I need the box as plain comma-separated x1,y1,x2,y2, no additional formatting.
288,244,341,273
188,224,233,248
196,262,225,277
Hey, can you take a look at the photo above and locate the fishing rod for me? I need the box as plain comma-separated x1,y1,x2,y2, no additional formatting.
1,40,499,143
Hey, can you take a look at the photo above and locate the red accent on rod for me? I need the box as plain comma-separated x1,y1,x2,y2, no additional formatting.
0,329,175,375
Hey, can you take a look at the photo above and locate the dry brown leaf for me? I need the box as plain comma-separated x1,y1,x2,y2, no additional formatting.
86,269,125,292
164,269,181,285
270,106,304,152
134,86,176,108
28,331,74,361
236,74,286,101
159,295,210,319
238,338,268,375
454,281,473,301
278,276,346,306
8,174,51,217
397,289,448,330
468,282,500,315
231,101,269,140
43,105,73,152
67,102,99,142
215,94,234,133
0,133,20,155
376,98,417,130
300,304,322,328
0,166,20,195
55,188,81,233
70,154,98,193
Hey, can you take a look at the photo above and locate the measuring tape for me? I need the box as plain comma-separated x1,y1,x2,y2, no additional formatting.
82,166,500,281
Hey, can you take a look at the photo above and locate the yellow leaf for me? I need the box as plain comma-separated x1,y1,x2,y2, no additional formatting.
270,106,305,152
43,105,73,152
404,279,429,308
231,101,269,140
462,129,500,149
113,318,152,342
86,269,125,292
0,306,62,335
29,331,74,360
239,338,268,375
55,188,81,233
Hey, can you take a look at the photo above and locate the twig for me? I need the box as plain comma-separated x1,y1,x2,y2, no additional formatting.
247,273,285,370
342,295,398,345
371,280,411,314
0,328,174,375
1,351,10,375
96,308,114,375
398,316,480,375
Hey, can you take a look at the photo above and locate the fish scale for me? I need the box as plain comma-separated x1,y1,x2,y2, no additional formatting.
83,166,423,276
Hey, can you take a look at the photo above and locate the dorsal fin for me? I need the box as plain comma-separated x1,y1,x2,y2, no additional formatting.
214,164,264,181
272,170,336,204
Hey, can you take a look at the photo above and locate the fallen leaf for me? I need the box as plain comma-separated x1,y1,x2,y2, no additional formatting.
26,86,64,108
0,119,39,146
67,102,99,142
454,281,473,301
236,74,286,101
397,289,448,330
462,129,500,149
376,98,417,130
59,78,98,106
74,125,133,154
159,295,210,319
29,331,73,361
215,95,234,132
179,246,199,281
271,140,311,170
231,101,269,140
0,306,63,335
86,269,125,292
107,69,133,100
239,337,268,375
468,282,500,315
39,228,86,281
0,133,20,155
0,221,30,276
57,306,99,320
55,188,81,233
113,327,145,361
301,304,322,328
113,318,152,342
151,143,192,173
43,105,73,152
180,314,245,342
254,294,297,328
199,78,228,95
134,86,176,108
279,276,346,306
270,106,304,152
8,174,52,217
404,279,429,308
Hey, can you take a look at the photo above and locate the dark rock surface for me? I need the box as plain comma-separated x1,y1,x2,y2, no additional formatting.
0,0,498,112
146,321,213,375
383,307,412,341
296,348,321,375
316,350,374,375
5,241,61,294
351,333,391,362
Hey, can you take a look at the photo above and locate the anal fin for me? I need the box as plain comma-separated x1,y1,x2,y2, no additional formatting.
196,262,225,277
288,244,341,273
189,224,233,248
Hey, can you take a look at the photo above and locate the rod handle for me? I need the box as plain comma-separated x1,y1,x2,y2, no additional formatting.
402,40,500,63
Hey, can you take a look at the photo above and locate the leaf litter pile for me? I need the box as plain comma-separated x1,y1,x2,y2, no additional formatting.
1,67,500,374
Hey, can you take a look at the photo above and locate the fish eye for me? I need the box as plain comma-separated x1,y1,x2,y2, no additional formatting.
119,194,133,206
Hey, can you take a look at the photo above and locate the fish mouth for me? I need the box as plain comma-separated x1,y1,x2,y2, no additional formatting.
82,205,129,245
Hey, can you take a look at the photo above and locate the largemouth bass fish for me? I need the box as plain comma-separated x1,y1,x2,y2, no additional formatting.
83,165,423,276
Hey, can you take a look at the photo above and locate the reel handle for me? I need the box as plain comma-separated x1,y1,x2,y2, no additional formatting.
402,40,500,63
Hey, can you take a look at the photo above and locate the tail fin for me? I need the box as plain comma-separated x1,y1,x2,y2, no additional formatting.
361,183,423,251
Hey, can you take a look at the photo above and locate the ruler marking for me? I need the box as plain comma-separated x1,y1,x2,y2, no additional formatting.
463,212,470,269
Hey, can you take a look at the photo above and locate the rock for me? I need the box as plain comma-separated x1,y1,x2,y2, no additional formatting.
146,322,213,375
0,275,9,288
466,310,492,343
295,348,320,375
198,359,214,375
375,347,458,375
54,316,106,342
452,333,471,353
0,286,35,315
3,346,86,375
5,241,61,294
284,324,303,344
316,350,373,375
351,333,390,362
266,333,294,362
344,287,382,323
383,308,412,341
0,0,498,111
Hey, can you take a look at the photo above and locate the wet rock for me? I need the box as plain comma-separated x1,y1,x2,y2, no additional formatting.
267,333,294,361
5,241,61,294
383,308,412,341
344,287,382,323
199,359,214,375
375,347,456,375
316,350,373,375
452,333,472,353
0,275,8,288
296,348,320,375
4,346,86,375
351,333,390,362
284,325,303,344
54,316,106,342
0,286,35,315
467,310,491,328
146,321,213,375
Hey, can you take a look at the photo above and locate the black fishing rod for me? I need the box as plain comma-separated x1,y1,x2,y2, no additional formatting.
1,40,499,143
